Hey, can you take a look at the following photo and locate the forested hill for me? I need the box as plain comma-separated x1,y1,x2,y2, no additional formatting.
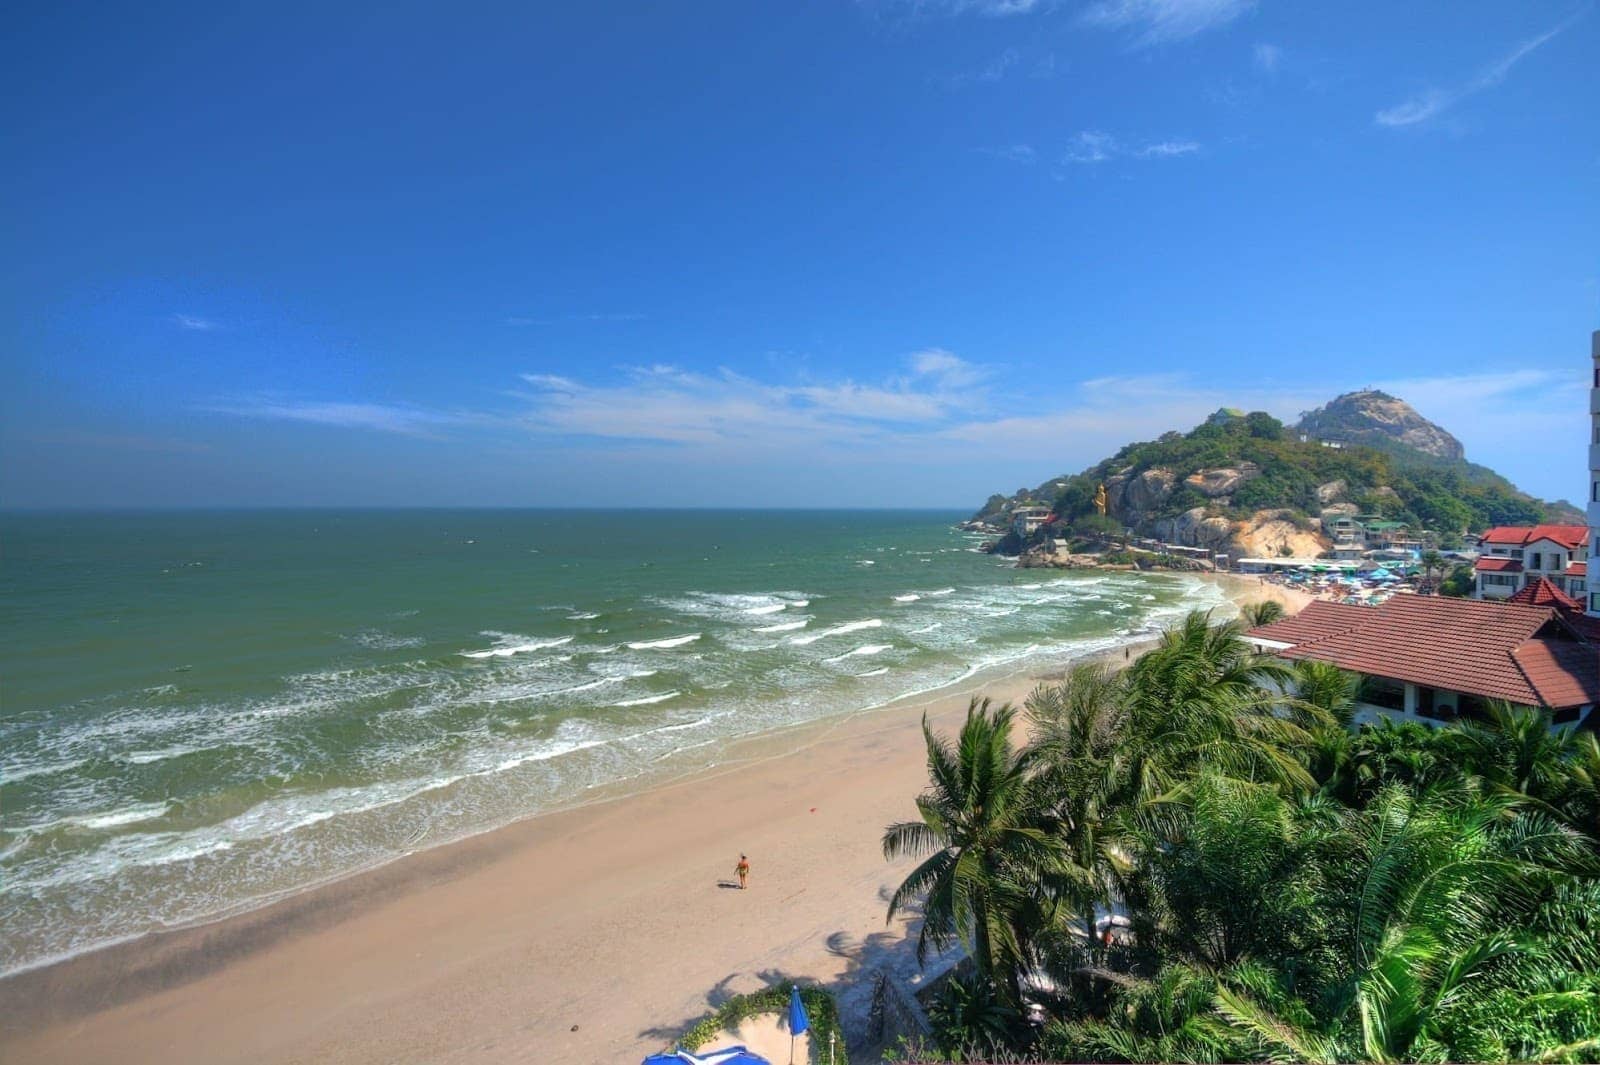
973,399,1580,545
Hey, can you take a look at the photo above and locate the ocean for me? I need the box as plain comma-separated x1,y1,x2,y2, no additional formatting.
0,509,1227,976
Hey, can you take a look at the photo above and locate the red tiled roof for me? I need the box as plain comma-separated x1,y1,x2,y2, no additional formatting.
1246,600,1369,646
1474,557,1523,572
1569,560,1588,577
1478,524,1589,550
1249,595,1600,709
1512,640,1600,708
1507,577,1582,611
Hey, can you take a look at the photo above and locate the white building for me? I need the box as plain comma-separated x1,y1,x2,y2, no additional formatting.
1010,505,1052,537
1589,329,1600,616
1474,525,1589,601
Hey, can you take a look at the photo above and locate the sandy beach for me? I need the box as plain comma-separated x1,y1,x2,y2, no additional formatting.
0,574,1308,1065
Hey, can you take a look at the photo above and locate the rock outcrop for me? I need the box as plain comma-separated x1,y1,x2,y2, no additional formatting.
1295,390,1465,461
1185,467,1248,499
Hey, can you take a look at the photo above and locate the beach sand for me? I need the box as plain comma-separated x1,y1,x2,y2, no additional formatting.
0,573,1306,1065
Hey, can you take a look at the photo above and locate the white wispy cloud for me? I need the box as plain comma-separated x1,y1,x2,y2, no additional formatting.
1252,42,1282,73
1136,140,1201,157
1062,130,1202,164
860,0,1046,18
513,351,991,447
173,314,218,331
943,47,1024,87
979,144,1038,163
199,397,461,436
1079,0,1256,46
1064,130,1117,163
1375,13,1582,128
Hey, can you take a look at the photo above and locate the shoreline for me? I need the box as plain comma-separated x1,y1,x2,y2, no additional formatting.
0,571,1306,1064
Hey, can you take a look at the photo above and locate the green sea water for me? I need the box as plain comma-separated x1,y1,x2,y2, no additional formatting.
0,509,1226,974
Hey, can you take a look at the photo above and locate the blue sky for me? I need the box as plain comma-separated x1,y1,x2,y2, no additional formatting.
3,0,1597,508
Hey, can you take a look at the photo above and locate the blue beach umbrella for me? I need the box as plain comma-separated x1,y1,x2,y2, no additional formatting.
788,987,810,1036
787,986,810,1064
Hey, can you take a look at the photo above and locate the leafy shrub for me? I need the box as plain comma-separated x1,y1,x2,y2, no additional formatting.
677,981,847,1064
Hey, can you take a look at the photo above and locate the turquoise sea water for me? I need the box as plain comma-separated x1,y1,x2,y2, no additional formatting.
0,509,1227,975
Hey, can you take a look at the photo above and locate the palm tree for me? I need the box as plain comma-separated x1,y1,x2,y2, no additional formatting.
883,698,1066,1002
1295,659,1362,796
1119,611,1319,801
1240,598,1287,629
1211,787,1595,1062
1025,666,1132,947
1451,701,1579,809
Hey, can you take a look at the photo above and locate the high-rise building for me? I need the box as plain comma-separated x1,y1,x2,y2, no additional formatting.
1589,331,1600,616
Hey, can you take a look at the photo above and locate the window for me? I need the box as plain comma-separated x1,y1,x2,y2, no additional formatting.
1553,706,1581,725
1527,552,1542,570
1592,592,1600,613
1362,676,1406,711
1593,367,1599,387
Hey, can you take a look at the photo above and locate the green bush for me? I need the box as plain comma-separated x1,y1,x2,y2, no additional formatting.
676,981,847,1064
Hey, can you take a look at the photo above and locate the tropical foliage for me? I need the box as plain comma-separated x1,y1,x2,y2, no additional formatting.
883,611,1600,1062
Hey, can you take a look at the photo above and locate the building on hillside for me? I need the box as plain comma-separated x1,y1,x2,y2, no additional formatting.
1362,520,1409,548
1247,592,1599,728
1588,329,1600,617
1011,505,1053,537
1325,514,1364,544
1473,524,1589,601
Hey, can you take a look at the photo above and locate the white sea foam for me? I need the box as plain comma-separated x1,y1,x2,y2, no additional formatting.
893,594,921,602
823,644,891,663
614,691,680,707
347,630,425,651
745,604,787,615
927,588,956,596
856,560,875,565
907,623,942,634
791,618,883,646
459,635,573,659
752,620,808,633
854,667,889,677
627,634,701,650
3,757,89,784
122,746,203,766
567,612,600,620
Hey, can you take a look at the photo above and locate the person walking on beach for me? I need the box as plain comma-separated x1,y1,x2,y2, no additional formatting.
735,854,750,890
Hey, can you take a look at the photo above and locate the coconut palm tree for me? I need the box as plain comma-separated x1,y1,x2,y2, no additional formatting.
883,698,1067,1002
1211,787,1596,1063
1120,611,1319,801
1240,598,1287,629
1451,702,1580,809
1025,665,1132,946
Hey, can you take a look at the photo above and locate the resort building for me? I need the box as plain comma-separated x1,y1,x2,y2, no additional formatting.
1362,520,1409,549
1473,524,1589,601
1247,591,1600,727
1010,505,1053,537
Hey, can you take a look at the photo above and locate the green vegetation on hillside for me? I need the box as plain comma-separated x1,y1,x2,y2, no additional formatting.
989,410,1554,536
883,613,1600,1063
